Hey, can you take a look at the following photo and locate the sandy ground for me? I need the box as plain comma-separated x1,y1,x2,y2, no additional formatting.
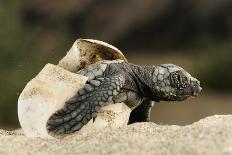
1,115,232,155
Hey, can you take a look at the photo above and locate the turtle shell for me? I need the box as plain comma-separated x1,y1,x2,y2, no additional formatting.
58,39,127,72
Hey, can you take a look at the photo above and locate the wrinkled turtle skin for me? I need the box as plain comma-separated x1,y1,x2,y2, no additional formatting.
47,60,202,135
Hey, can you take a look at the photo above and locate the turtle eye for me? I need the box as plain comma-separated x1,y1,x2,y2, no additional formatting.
170,71,187,90
177,74,181,83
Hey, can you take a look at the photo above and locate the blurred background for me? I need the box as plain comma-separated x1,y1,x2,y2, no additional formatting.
0,0,232,129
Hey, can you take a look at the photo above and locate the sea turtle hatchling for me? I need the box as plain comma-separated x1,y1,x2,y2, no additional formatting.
47,59,202,135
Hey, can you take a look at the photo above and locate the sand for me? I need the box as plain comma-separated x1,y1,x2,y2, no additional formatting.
1,115,232,155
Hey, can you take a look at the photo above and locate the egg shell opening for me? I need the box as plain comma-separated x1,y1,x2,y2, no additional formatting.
58,39,127,72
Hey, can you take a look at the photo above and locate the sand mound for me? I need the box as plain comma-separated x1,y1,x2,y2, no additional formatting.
1,115,232,155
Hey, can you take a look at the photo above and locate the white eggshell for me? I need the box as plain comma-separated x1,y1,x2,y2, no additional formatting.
58,39,127,72
18,64,88,138
79,103,131,134
18,63,131,139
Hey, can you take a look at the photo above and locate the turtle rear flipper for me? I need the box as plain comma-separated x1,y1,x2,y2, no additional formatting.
46,75,125,135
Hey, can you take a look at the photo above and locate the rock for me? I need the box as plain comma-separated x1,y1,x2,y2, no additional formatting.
18,64,131,138
58,39,127,72
1,115,232,155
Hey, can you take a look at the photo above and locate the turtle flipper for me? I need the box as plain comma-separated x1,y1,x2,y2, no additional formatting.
128,99,154,124
46,75,125,135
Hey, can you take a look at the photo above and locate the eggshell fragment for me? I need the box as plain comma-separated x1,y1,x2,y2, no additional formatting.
18,64,131,138
58,39,127,72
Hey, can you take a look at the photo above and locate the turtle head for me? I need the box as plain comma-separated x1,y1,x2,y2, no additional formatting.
151,64,202,101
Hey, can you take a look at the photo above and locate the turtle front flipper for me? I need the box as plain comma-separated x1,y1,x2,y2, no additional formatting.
46,75,125,135
128,99,154,124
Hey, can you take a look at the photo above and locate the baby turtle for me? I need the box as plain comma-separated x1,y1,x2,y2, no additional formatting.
47,59,202,135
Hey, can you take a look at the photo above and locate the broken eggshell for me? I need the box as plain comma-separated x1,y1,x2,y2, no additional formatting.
18,64,88,138
18,64,131,138
18,39,130,138
58,39,127,72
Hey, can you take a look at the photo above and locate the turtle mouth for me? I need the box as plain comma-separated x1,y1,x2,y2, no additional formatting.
175,95,189,101
174,88,197,101
191,82,202,97
176,81,202,98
